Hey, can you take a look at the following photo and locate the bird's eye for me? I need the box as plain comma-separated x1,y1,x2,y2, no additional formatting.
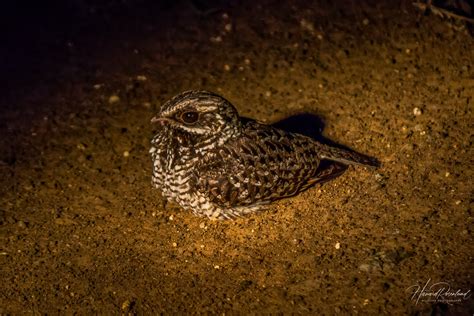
180,111,199,124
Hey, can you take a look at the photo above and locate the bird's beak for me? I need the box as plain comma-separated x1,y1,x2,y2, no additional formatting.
151,116,171,125
151,116,161,123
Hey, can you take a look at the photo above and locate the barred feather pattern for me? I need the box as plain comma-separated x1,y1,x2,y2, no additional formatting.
150,90,377,219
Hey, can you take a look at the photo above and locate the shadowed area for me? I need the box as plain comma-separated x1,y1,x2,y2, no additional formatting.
273,113,380,167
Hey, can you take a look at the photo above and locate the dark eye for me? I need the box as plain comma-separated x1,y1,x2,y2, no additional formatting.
180,111,199,124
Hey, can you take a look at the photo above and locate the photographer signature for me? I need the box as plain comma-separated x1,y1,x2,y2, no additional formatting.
406,278,471,305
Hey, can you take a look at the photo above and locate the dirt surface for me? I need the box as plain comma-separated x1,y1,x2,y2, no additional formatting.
1,1,473,314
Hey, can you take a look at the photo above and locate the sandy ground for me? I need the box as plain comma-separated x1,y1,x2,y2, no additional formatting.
0,1,473,314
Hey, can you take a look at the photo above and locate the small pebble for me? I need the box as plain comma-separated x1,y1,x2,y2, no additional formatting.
224,23,232,32
136,75,147,81
375,173,384,181
93,84,102,89
172,242,177,247
108,95,120,104
244,58,251,65
223,64,231,71
300,19,314,32
362,18,369,25
335,242,341,250
214,265,220,269
413,107,422,116
121,300,132,311
264,91,271,97
123,151,130,158
210,36,222,43
455,200,461,205
414,124,423,132
445,172,450,177
169,215,174,221
199,222,206,229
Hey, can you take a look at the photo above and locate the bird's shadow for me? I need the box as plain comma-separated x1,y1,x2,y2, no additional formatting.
271,113,351,151
270,112,377,180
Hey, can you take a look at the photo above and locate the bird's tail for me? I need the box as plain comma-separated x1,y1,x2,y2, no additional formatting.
318,144,380,168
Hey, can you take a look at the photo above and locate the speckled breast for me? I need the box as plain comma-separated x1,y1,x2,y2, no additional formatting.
150,130,200,207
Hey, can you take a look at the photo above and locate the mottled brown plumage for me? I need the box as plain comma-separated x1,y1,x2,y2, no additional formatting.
150,90,377,219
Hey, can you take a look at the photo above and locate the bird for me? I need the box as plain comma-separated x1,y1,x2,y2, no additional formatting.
150,90,378,220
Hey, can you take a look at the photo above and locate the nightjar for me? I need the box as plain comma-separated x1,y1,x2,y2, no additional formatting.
150,90,377,219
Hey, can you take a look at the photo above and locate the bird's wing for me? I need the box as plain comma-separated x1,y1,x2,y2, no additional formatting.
194,122,345,208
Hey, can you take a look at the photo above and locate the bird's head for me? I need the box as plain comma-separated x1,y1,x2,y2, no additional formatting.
152,90,241,143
